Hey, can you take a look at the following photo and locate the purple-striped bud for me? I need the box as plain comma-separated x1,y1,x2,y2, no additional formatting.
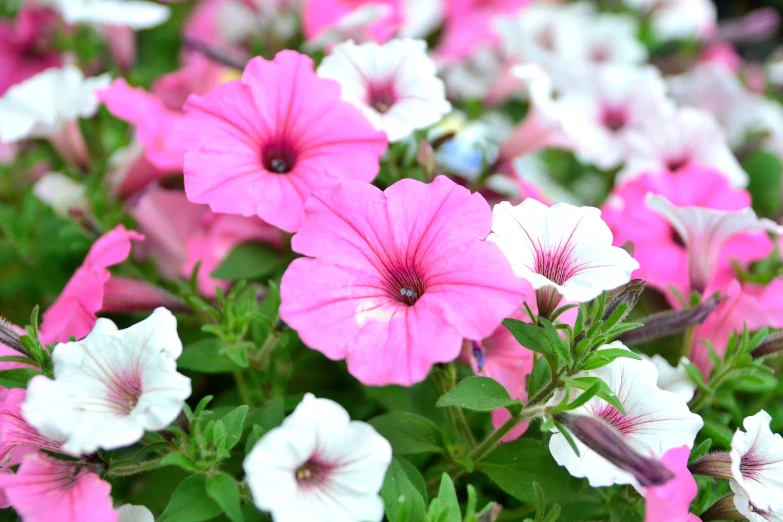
751,330,783,359
688,452,733,480
700,494,745,521
0,317,29,357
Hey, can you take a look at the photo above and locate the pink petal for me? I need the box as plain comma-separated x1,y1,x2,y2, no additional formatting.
644,446,698,522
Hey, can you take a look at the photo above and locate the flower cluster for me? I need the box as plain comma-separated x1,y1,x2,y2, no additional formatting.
1,0,783,521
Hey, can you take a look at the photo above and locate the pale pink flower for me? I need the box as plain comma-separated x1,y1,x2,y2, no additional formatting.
0,452,117,522
0,7,61,96
106,142,169,199
644,446,701,522
317,38,451,142
0,388,64,466
180,50,387,233
646,194,782,293
152,55,227,112
623,0,716,42
698,42,742,72
619,107,748,188
303,0,403,45
602,167,772,300
280,176,525,386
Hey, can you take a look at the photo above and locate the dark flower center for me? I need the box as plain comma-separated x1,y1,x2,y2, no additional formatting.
262,144,298,174
669,226,685,248
367,82,397,114
295,458,334,487
383,267,426,306
666,156,689,172
601,106,628,132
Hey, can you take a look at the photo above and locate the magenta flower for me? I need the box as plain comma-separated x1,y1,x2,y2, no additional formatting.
0,7,61,96
180,50,388,233
644,446,701,522
602,166,773,300
303,0,403,45
0,452,117,522
280,176,525,386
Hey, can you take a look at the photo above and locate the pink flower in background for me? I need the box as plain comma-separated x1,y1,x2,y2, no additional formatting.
0,388,63,465
0,7,61,96
644,446,701,522
180,50,387,233
131,189,284,297
280,176,525,386
646,194,782,293
691,279,783,376
152,55,228,112
698,42,742,72
0,452,117,522
303,0,403,45
602,167,772,300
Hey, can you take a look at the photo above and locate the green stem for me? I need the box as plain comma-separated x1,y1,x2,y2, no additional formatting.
234,369,254,407
689,366,734,413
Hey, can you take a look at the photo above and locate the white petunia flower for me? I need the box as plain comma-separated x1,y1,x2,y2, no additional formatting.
44,0,170,30
619,107,748,188
0,66,110,143
645,194,783,292
22,308,191,455
623,0,716,42
244,393,392,522
734,490,783,522
317,38,451,142
488,199,638,315
548,342,704,488
303,4,391,51
644,354,696,403
33,173,88,218
117,504,155,522
730,411,783,515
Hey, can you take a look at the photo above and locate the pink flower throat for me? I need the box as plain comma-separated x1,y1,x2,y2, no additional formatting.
366,81,397,114
382,266,426,306
262,143,298,174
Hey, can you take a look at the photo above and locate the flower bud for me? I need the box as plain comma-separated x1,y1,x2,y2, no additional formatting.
555,413,675,487
700,494,745,521
619,294,720,345
751,330,783,358
688,452,733,480
416,140,436,180
0,317,28,357
471,340,486,373
536,287,562,320
602,279,646,321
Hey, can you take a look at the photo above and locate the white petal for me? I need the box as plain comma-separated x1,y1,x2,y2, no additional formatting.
730,410,783,512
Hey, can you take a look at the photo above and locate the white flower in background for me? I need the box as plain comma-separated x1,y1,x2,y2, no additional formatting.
646,194,783,292
557,64,675,170
575,13,647,65
488,199,638,314
0,66,110,143
730,411,783,515
734,491,783,522
317,38,451,142
33,173,88,218
623,0,716,42
619,107,748,188
117,504,155,522
644,354,696,403
548,342,704,488
244,393,392,522
22,308,191,455
216,0,302,44
400,0,443,38
44,0,170,29
303,4,391,51
441,46,505,101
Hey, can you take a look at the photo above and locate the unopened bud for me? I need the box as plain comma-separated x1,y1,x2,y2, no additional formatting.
477,503,502,522
751,330,783,358
700,494,745,521
0,317,29,357
471,340,486,373
619,294,721,345
602,279,646,321
555,413,674,487
416,140,436,180
536,287,562,320
688,452,733,480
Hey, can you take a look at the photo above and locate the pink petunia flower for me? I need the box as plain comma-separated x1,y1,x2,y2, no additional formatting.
0,452,117,522
0,388,63,466
303,0,403,45
644,446,701,522
131,189,283,297
39,225,182,344
280,176,525,386
179,50,387,233
602,167,773,300
0,7,61,96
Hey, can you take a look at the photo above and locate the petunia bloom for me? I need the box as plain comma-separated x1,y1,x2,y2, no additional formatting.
32,173,88,218
117,504,155,522
0,7,62,96
244,393,392,522
280,176,525,386
47,0,170,29
180,50,388,233
644,446,701,522
623,0,716,42
729,410,783,515
23,308,192,455
643,355,696,403
0,452,117,522
548,342,703,488
488,198,638,317
646,194,783,293
0,388,64,466
317,38,451,142
303,0,402,46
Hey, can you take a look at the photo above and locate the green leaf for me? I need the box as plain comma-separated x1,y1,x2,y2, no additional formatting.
478,438,602,505
426,474,461,522
160,453,201,472
538,318,571,364
683,361,710,393
221,405,248,451
563,376,625,414
206,474,244,522
503,318,556,357
689,438,712,464
559,381,601,412
581,348,642,371
178,339,237,374
245,425,264,454
528,357,551,398
212,242,291,281
368,411,442,455
397,457,428,509
246,397,285,435
158,474,222,522
436,376,518,411
0,368,40,388
381,458,426,522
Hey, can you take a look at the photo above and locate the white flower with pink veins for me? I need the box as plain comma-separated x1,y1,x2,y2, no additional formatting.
317,38,451,142
730,411,783,517
623,0,716,42
22,307,191,455
244,393,392,522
